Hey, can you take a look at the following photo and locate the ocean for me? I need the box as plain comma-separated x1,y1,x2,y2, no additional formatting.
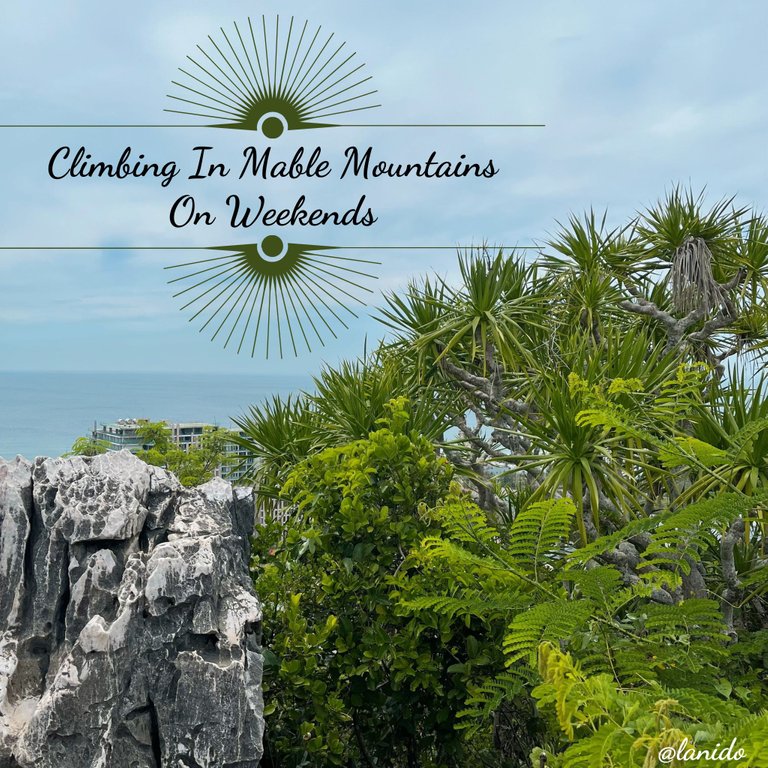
0,371,312,460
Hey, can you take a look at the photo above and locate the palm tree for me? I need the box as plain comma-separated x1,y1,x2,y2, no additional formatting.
233,345,452,503
370,189,768,542
236,187,768,546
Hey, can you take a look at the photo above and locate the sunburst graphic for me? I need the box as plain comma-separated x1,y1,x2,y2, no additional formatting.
165,16,381,138
166,237,379,358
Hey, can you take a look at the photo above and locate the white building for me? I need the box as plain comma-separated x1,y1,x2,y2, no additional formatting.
91,418,255,482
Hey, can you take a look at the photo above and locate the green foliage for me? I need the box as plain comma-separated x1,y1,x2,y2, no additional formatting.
532,643,768,768
254,400,497,767
635,186,746,268
243,188,768,767
232,394,318,498
687,374,768,500
65,435,109,456
136,422,237,487
641,493,758,576
135,419,173,452
398,483,768,765
234,347,454,502
506,498,575,577
504,600,594,666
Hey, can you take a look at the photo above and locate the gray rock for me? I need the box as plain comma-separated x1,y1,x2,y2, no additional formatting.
0,452,264,767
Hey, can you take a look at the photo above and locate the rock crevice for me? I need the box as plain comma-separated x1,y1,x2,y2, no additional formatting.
0,451,264,768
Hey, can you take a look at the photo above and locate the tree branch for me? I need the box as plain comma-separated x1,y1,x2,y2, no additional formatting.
720,516,744,638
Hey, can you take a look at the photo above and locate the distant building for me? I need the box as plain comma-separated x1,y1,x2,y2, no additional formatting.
91,418,254,483
92,419,149,452
255,497,292,527
224,439,254,483
168,422,211,451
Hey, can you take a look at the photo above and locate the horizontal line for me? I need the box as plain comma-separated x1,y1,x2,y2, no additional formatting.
335,245,541,249
0,125,207,129
0,123,545,129
0,246,208,250
0,245,539,251
337,124,546,128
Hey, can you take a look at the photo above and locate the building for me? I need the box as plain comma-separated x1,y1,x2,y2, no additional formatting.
223,439,254,483
168,422,211,451
91,418,255,482
91,419,149,452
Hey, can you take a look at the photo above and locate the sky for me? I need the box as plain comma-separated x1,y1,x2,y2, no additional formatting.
1,1,767,374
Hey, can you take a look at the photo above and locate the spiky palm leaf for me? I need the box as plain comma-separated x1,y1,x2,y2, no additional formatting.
232,394,318,497
310,348,453,444
398,247,546,371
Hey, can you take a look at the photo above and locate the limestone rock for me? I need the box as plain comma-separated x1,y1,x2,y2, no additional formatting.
0,451,264,768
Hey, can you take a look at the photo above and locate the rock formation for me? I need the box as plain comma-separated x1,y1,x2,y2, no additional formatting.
0,451,264,767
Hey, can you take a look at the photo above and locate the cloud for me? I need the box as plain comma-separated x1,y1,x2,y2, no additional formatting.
2,0,768,373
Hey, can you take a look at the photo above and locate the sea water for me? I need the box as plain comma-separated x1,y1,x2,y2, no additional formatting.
0,371,310,460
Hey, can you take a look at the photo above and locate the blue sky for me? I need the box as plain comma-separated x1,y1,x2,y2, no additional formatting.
1,1,767,374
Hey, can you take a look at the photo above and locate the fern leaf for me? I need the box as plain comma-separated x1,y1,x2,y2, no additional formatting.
402,591,522,622
416,537,521,582
457,670,535,733
660,436,728,469
719,711,768,768
643,494,754,575
642,599,729,671
508,498,576,578
560,724,636,768
568,566,624,605
727,417,768,460
566,516,660,567
430,497,500,546
665,687,750,724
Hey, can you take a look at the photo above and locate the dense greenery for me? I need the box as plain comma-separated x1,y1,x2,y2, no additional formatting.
135,420,238,486
255,399,497,767
244,188,768,766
